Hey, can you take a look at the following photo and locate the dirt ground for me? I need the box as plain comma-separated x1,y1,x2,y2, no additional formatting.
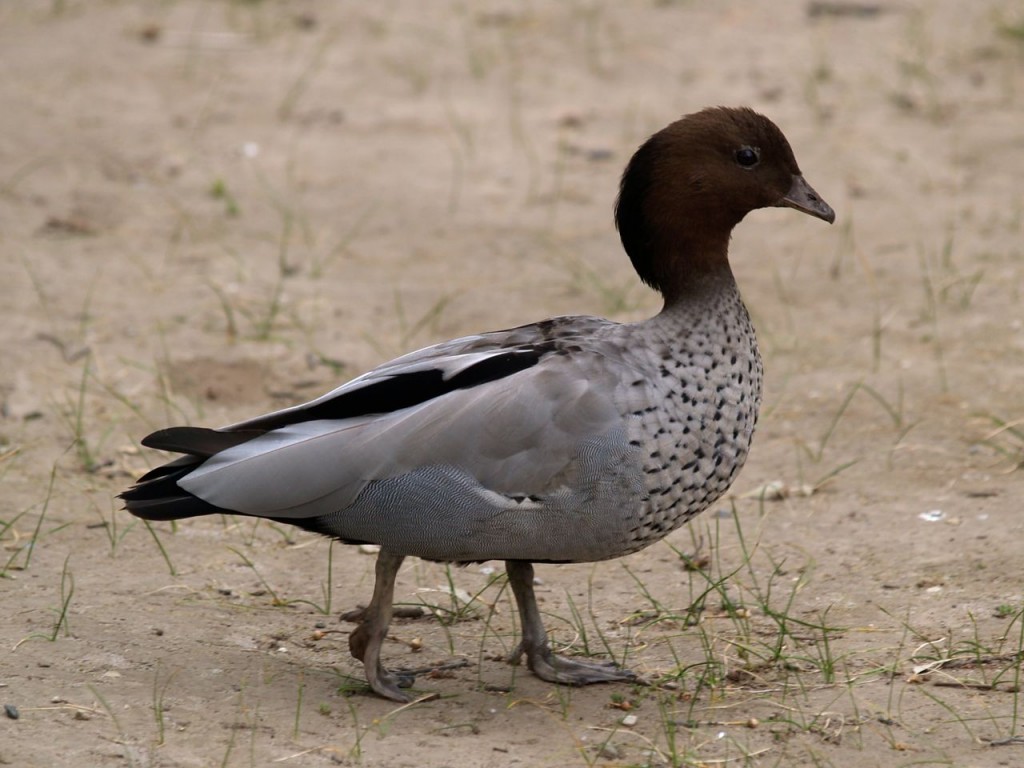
2,1,1023,766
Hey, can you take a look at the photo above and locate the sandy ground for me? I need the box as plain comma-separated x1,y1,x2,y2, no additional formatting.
2,1,1023,766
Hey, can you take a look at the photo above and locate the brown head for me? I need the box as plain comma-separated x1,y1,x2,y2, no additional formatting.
615,107,834,303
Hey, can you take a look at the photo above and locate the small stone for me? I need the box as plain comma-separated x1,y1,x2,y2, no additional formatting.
597,743,621,759
4,704,18,720
137,23,162,43
758,480,787,500
621,714,638,727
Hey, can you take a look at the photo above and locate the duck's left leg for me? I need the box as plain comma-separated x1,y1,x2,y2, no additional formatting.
348,549,416,701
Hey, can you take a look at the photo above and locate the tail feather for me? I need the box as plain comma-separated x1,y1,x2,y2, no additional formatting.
141,426,265,457
121,426,265,521
122,492,222,520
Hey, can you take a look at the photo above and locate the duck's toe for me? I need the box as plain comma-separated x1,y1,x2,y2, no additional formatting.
364,662,416,702
510,641,637,686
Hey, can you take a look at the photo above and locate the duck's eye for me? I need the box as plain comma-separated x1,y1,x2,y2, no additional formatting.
735,147,760,168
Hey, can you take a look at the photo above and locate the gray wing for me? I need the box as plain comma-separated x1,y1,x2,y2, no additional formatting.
179,318,632,519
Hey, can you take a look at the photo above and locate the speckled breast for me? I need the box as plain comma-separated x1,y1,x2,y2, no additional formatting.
615,291,764,554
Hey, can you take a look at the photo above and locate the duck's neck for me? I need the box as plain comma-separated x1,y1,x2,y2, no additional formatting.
656,243,737,311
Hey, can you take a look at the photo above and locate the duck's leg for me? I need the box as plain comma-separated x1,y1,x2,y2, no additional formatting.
505,560,637,685
347,548,414,701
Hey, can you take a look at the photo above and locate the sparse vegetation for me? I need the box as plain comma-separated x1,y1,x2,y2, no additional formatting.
1,1,1021,766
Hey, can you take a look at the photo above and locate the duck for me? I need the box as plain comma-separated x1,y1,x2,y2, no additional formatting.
122,106,834,702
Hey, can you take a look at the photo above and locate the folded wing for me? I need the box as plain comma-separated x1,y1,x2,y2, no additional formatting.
122,317,630,528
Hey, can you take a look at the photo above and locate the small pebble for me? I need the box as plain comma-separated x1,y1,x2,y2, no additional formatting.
4,704,18,720
597,743,621,759
137,23,162,43
621,714,638,727
757,480,787,500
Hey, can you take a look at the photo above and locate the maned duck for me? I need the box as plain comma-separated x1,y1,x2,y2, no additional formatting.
122,106,834,702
